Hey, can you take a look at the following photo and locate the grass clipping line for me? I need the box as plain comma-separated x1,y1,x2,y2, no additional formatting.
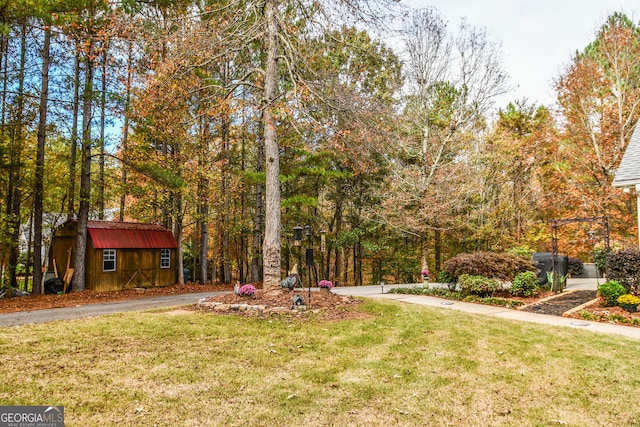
1,299,639,426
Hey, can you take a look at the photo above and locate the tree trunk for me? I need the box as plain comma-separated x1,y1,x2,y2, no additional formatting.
198,116,210,284
0,28,7,126
5,21,27,289
33,27,51,294
174,197,184,285
356,241,362,286
199,219,209,284
342,247,348,287
421,230,429,275
68,53,81,218
333,187,343,285
98,48,108,220
72,52,94,292
262,0,282,292
23,208,33,291
172,126,184,285
333,237,341,285
221,114,231,284
119,42,133,222
211,235,218,284
251,111,265,282
434,228,442,273
0,30,7,289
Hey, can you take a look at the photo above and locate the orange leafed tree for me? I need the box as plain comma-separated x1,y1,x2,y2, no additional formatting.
553,13,640,250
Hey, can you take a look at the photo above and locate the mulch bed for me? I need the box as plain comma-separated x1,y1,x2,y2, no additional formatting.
521,290,597,316
568,299,640,325
197,289,366,321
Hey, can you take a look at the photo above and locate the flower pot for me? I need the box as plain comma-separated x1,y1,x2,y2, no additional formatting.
621,304,638,313
241,294,255,300
319,287,331,293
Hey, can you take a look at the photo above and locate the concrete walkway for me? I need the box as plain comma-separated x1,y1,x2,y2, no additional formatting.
333,278,640,341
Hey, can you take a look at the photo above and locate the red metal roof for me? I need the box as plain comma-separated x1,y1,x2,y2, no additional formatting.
86,220,178,249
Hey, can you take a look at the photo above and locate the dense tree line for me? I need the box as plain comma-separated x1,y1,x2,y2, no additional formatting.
0,1,638,292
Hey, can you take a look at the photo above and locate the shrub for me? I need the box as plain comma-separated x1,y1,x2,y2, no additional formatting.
506,246,534,258
597,280,626,307
606,250,640,293
595,248,607,275
443,251,535,282
567,257,584,277
437,270,456,284
510,271,539,297
437,270,458,291
458,274,501,297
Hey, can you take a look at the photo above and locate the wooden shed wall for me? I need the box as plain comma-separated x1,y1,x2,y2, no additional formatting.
49,222,177,292
48,222,76,280
87,244,177,292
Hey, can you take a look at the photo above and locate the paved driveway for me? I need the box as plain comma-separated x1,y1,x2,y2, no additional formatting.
2,279,622,339
0,292,225,327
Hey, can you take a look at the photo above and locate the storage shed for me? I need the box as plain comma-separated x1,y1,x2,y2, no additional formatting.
49,219,178,292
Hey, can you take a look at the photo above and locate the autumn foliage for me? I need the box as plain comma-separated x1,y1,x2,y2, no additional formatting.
0,4,639,290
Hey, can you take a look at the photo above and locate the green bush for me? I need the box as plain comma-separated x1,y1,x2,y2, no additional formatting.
443,251,535,282
606,250,640,293
458,274,502,297
506,246,534,258
437,270,456,283
597,280,626,307
595,248,607,275
510,271,539,297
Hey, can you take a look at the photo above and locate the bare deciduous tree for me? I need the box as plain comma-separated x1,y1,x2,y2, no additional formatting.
381,8,509,273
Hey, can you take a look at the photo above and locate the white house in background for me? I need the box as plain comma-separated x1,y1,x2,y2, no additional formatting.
18,208,118,254
613,121,640,249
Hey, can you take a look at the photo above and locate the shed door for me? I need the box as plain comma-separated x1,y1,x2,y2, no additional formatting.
122,250,156,288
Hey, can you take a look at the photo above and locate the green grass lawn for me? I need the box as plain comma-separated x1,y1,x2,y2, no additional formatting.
1,299,639,426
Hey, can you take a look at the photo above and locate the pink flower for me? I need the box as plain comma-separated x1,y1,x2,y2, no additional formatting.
318,280,334,288
239,284,256,296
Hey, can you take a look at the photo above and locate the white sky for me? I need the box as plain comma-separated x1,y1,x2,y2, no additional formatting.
402,0,640,108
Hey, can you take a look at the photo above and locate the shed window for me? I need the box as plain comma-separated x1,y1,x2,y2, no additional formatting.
103,249,116,272
160,249,171,268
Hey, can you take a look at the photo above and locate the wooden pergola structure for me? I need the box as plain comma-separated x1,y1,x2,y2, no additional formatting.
549,216,610,292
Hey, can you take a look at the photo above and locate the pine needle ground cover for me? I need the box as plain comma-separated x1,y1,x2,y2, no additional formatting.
1,300,639,426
